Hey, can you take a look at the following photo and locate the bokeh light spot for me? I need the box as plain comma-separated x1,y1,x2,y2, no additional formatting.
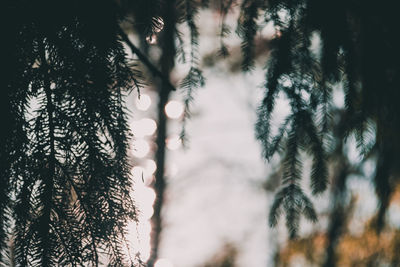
131,118,157,138
132,139,150,158
165,100,184,119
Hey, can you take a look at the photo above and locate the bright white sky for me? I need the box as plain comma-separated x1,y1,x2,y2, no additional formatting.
126,56,275,267
159,67,272,267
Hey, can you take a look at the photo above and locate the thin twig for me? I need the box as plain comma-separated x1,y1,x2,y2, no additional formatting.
118,27,176,92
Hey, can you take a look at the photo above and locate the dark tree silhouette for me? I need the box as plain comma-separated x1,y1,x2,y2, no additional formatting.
1,0,205,265
1,1,142,266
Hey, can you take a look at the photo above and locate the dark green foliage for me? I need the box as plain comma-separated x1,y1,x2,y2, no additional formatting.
241,0,400,236
269,184,317,238
120,0,163,51
236,0,263,71
267,111,320,237
1,1,140,266
178,0,205,144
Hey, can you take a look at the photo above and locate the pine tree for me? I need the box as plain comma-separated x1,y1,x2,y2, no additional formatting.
1,1,143,266
1,0,206,265
237,0,400,236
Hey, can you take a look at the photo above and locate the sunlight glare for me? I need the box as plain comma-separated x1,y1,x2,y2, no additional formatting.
136,187,156,206
131,118,157,137
165,100,184,119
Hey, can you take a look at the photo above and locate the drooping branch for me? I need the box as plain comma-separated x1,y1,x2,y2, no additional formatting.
118,27,177,92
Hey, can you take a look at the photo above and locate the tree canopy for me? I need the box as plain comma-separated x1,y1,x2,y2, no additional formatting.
243,0,400,237
1,0,400,266
2,1,139,265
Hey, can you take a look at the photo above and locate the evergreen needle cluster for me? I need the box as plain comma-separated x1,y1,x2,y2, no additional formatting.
1,2,140,266
2,0,400,264
236,0,400,237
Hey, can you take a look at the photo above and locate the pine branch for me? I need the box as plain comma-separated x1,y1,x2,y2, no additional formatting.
7,7,138,265
237,0,261,71
118,27,177,92
267,115,292,160
217,0,235,57
179,0,205,146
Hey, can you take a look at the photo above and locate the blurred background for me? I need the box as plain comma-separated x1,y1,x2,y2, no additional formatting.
120,7,400,267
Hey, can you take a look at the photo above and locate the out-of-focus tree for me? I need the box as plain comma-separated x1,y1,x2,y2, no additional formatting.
234,0,400,238
278,209,400,266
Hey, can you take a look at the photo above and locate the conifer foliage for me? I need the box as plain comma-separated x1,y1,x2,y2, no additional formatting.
238,0,400,237
1,1,139,266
